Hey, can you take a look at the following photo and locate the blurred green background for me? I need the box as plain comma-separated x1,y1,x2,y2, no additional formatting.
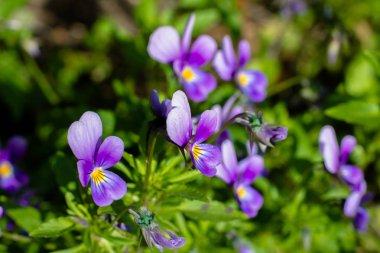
0,0,380,252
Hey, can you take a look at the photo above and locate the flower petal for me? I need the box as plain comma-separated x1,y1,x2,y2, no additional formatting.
151,229,186,251
183,69,217,102
188,35,217,67
147,26,181,64
238,155,264,185
91,171,126,206
237,70,268,102
344,191,362,218
212,51,235,81
354,207,369,232
96,136,124,169
171,90,191,116
211,105,222,132
218,140,238,183
68,112,102,161
190,143,221,177
6,136,27,162
238,40,251,67
166,107,192,147
150,90,162,117
339,164,363,189
181,13,195,55
318,125,340,174
222,94,243,121
222,35,237,69
235,184,263,218
340,135,356,164
77,160,93,187
194,110,218,143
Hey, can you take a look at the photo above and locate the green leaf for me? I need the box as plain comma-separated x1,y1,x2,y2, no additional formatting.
29,217,76,238
7,207,41,232
325,100,380,127
178,200,247,221
168,170,200,184
165,185,207,201
51,244,86,253
98,110,115,137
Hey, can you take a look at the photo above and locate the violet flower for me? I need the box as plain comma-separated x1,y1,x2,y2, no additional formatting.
0,136,29,192
344,182,370,232
213,36,268,102
68,111,127,206
166,91,221,177
217,140,264,217
150,90,172,119
148,14,217,102
129,207,185,252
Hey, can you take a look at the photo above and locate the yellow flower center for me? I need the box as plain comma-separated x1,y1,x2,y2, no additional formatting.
0,161,12,177
236,186,246,198
237,72,249,87
192,144,202,161
90,167,106,185
181,67,196,82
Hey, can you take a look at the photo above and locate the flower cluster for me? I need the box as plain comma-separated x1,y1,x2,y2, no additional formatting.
319,125,369,232
148,14,268,103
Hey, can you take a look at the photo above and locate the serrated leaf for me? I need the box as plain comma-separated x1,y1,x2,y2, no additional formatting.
178,200,247,221
7,207,41,232
30,217,75,238
325,101,380,127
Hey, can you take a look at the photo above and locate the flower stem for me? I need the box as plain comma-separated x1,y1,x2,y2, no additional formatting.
209,113,247,143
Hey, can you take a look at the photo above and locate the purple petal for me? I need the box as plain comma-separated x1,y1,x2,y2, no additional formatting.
183,68,217,102
188,35,217,67
340,135,356,164
181,14,195,56
150,90,162,117
318,125,340,174
151,229,186,251
166,108,192,147
263,125,288,143
68,112,102,161
91,170,127,207
77,160,93,187
161,99,172,118
190,143,221,177
147,26,181,64
96,136,124,169
237,70,268,102
6,136,27,162
216,140,238,183
171,90,191,116
211,105,222,132
194,110,218,143
238,155,264,185
213,51,235,81
238,40,251,67
235,184,263,218
0,206,3,219
339,165,363,189
354,207,369,232
222,35,237,69
222,94,242,121
344,191,362,218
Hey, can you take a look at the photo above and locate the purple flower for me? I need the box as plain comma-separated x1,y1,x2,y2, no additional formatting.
280,0,307,18
150,90,172,119
68,111,127,206
213,36,268,102
166,91,221,177
129,207,186,252
216,140,264,217
318,125,363,189
148,14,217,102
0,136,29,192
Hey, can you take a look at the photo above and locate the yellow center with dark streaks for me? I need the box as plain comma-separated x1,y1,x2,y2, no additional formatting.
90,167,106,185
192,144,202,161
181,67,196,82
237,72,249,87
236,186,246,198
0,162,12,177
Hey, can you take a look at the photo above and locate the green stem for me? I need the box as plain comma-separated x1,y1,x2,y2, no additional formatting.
1,231,31,243
267,76,303,97
209,113,246,143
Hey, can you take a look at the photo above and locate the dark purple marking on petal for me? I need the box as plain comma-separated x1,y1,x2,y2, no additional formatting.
194,110,218,143
190,143,221,177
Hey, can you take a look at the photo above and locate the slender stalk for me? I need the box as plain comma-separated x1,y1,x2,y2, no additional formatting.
208,113,247,143
144,129,158,195
1,231,31,243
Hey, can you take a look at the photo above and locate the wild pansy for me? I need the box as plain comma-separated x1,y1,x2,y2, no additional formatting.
148,14,217,102
217,140,264,217
150,90,172,120
129,207,185,252
166,90,221,177
213,35,268,102
67,111,127,207
236,112,287,148
319,125,369,232
0,136,29,192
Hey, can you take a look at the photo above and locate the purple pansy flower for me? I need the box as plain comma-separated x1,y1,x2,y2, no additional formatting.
213,36,268,102
150,90,172,119
68,111,127,206
148,14,217,102
129,207,186,252
166,90,221,177
217,139,264,217
0,136,29,192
